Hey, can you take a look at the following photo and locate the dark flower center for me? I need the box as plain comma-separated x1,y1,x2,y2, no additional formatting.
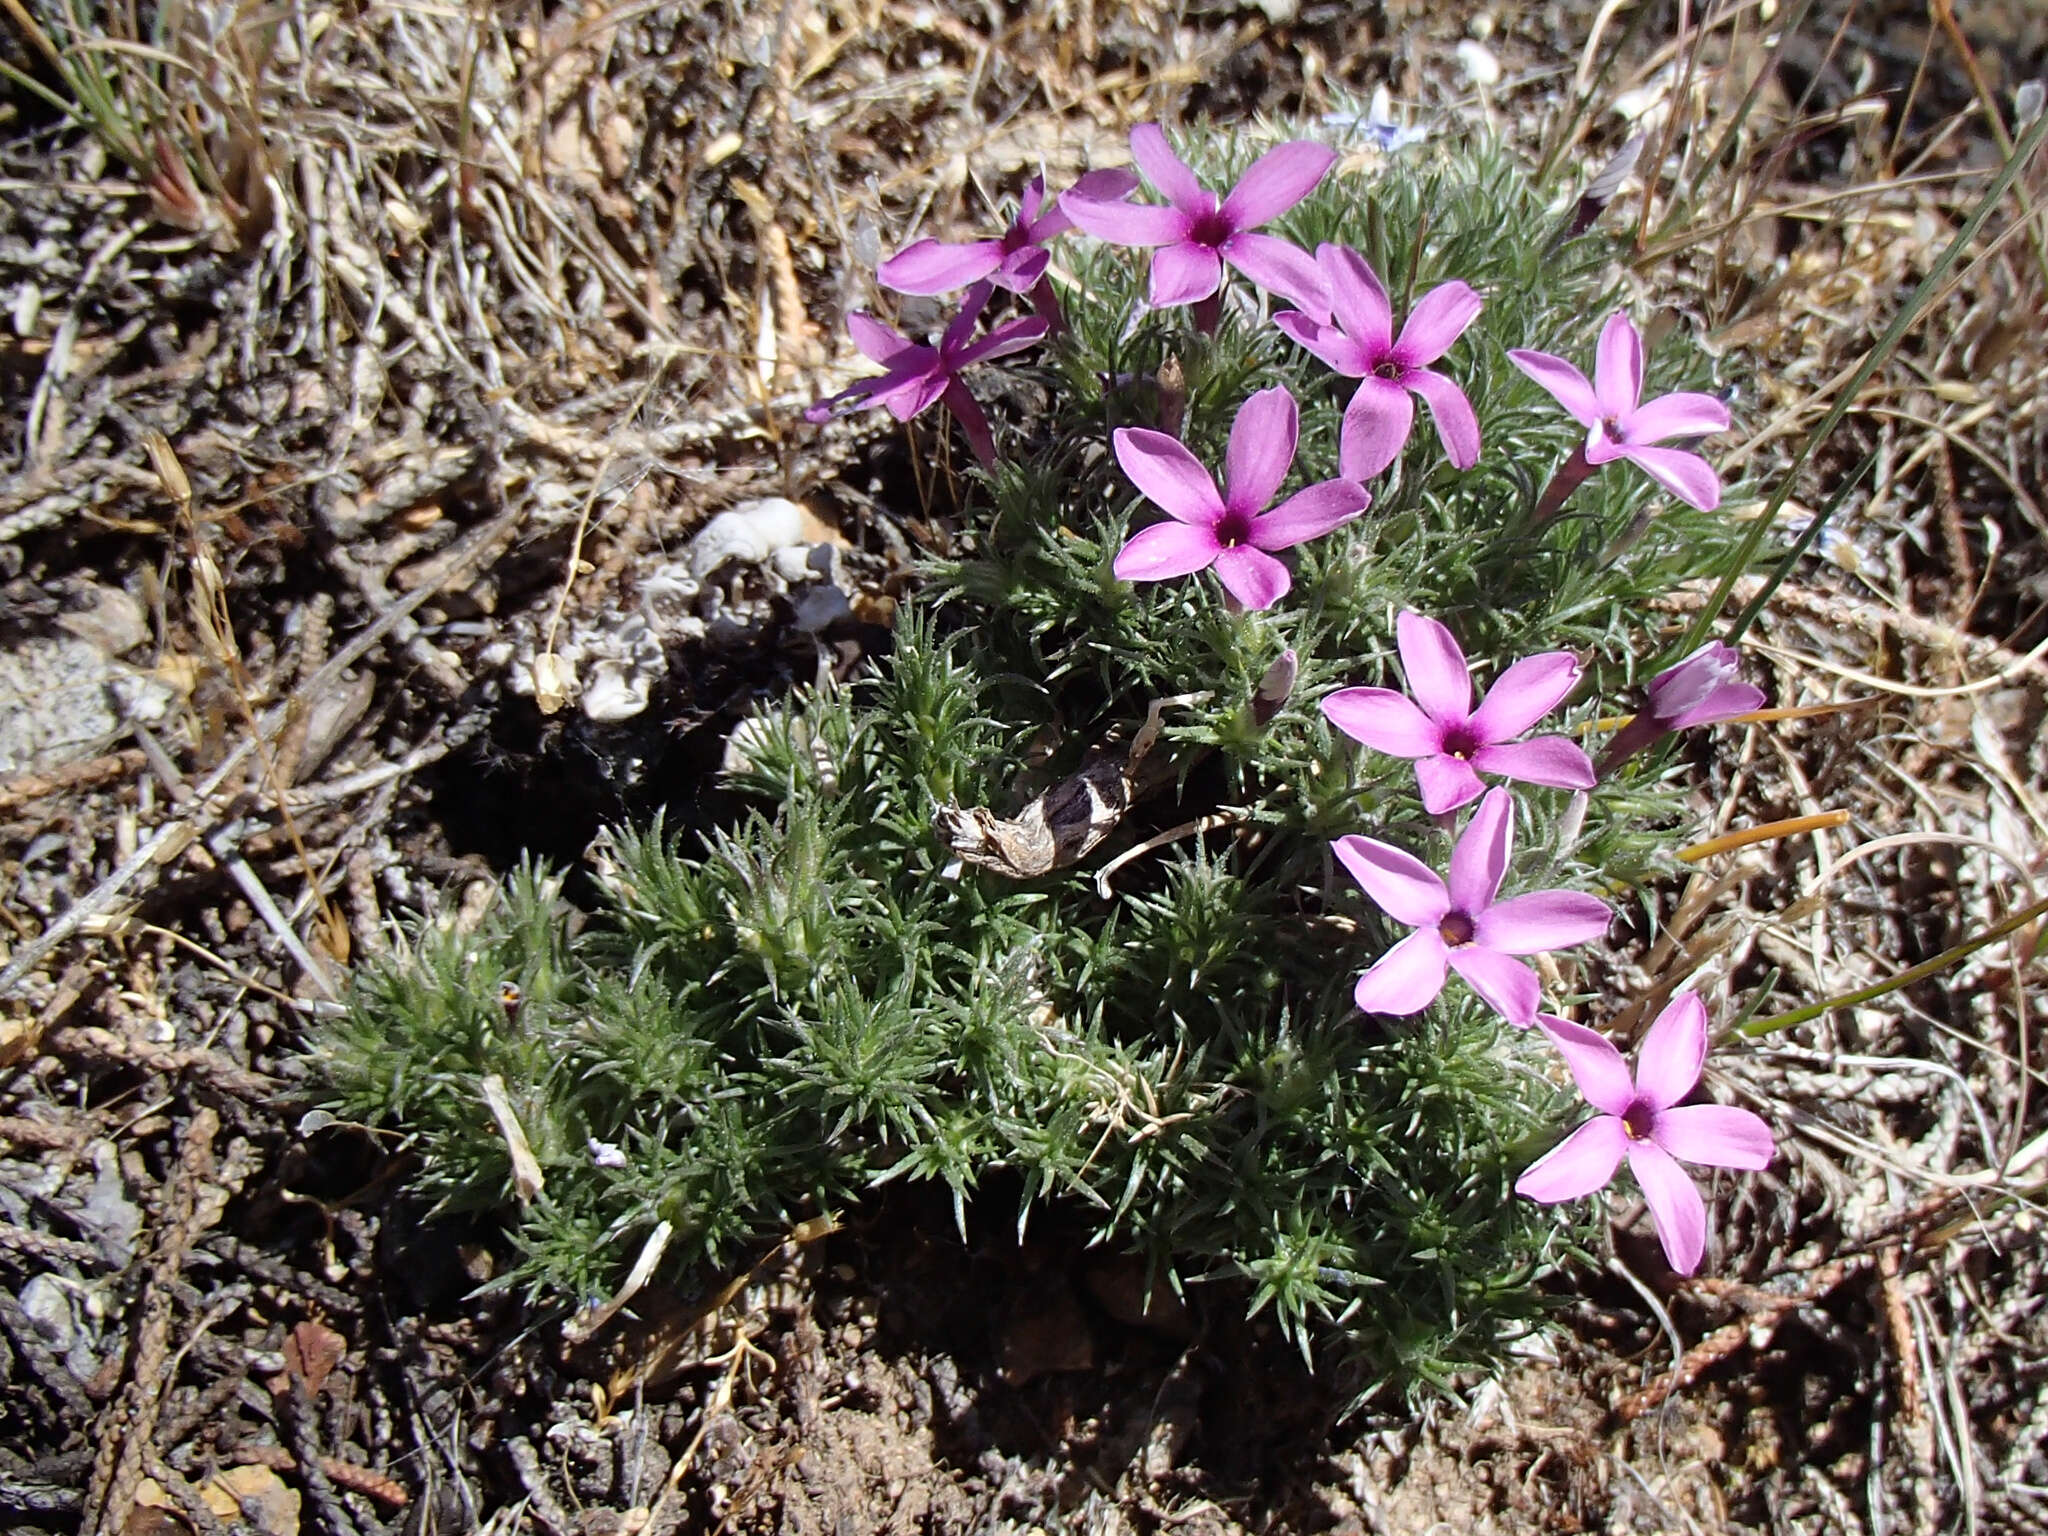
1621,1100,1656,1140
1598,414,1624,444
1212,508,1256,548
1439,722,1482,760
1437,910,1475,947
1187,207,1232,247
1374,359,1405,381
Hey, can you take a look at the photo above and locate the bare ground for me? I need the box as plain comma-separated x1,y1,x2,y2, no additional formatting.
3,1,2047,1532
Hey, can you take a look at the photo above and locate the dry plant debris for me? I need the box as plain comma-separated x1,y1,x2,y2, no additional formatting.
1,0,2045,1532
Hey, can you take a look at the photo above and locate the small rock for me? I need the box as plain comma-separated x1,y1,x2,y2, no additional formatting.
687,497,808,579
1456,39,1501,86
582,658,653,723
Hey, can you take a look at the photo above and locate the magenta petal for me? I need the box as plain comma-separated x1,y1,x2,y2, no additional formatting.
1594,312,1644,417
1473,890,1611,956
1354,929,1450,1016
1468,652,1581,742
1628,391,1731,444
1319,243,1392,352
1626,1141,1707,1275
1515,1114,1627,1203
878,238,1004,295
1668,682,1766,731
1448,945,1540,1024
1635,993,1710,1111
1323,688,1440,757
1507,348,1600,428
1061,193,1189,247
1224,385,1298,513
1149,241,1225,308
1275,310,1372,375
1624,445,1722,511
1395,609,1473,721
1338,377,1415,481
996,245,1052,292
1415,754,1485,815
941,380,996,467
1221,140,1337,228
1220,232,1328,312
1017,175,1047,228
847,313,924,366
879,369,949,421
1129,123,1211,212
1332,834,1450,927
1535,1016,1636,1117
1051,168,1142,233
1402,368,1481,469
1113,428,1223,523
1252,478,1368,550
1391,280,1482,367
1469,737,1597,792
1114,521,1222,582
1212,545,1290,609
1654,1104,1775,1171
938,284,994,354
950,313,1049,368
1447,786,1513,912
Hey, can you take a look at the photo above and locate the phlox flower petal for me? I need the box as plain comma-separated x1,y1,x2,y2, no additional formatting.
1112,521,1219,581
1339,378,1414,482
1213,546,1291,608
1332,835,1450,927
1446,946,1540,1024
1392,280,1483,367
1225,386,1298,512
1534,1015,1636,1117
1515,1114,1628,1202
1594,310,1643,416
1627,1140,1707,1275
1354,929,1450,1015
1220,140,1337,227
1635,992,1710,1110
1113,429,1223,522
1254,480,1369,549
1396,610,1473,721
1320,688,1439,758
1654,1104,1777,1170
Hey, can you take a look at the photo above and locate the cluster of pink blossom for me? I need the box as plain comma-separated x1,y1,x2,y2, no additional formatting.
808,125,1773,1276
1327,617,1771,1273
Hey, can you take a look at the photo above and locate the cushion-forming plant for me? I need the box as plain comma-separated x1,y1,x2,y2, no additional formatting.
321,124,1778,1394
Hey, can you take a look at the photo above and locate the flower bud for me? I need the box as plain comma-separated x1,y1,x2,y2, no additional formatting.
1645,642,1765,730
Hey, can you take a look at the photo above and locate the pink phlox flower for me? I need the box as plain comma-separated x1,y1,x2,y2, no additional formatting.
1646,641,1765,729
1508,312,1731,511
1322,609,1596,815
1516,995,1775,1275
1112,384,1368,611
1061,123,1334,313
1333,787,1612,1025
803,283,1046,467
1274,244,1483,480
877,169,1140,296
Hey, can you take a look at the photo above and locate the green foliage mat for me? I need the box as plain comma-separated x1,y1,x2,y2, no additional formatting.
317,131,1750,1397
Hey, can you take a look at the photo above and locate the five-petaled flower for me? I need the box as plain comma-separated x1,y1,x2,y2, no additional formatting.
1323,610,1595,814
1509,312,1731,511
804,282,1045,468
878,169,1140,301
1334,787,1612,1025
1062,124,1334,314
1517,995,1775,1275
1276,244,1483,481
1113,386,1368,611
